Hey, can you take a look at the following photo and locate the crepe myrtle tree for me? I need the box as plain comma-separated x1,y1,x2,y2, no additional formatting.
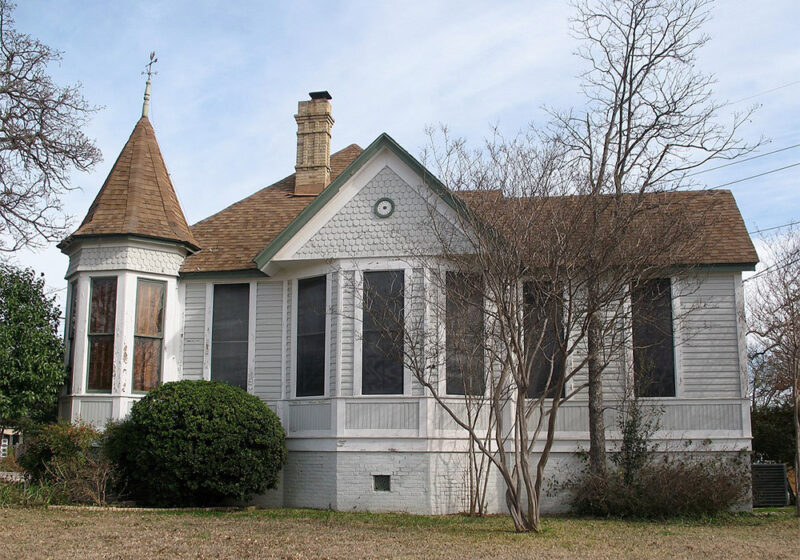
546,0,758,477
747,227,800,516
0,1,101,253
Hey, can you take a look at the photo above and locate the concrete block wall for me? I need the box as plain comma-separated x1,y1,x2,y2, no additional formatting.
266,448,588,515
334,452,430,513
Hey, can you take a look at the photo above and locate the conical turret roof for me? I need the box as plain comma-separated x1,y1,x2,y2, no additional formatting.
59,116,199,251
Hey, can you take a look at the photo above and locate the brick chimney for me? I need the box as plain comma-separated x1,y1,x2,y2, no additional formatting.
294,91,334,196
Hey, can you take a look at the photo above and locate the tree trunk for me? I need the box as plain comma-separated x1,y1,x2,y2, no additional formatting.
587,281,607,478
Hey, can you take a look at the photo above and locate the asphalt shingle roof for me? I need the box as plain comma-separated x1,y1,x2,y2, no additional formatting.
59,117,199,250
180,144,363,273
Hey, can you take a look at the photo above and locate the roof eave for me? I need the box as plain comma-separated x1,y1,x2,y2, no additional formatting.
58,232,201,254
252,132,471,270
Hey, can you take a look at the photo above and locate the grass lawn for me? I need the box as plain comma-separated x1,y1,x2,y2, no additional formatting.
0,507,797,559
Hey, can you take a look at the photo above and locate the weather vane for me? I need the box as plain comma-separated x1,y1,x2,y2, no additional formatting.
141,51,158,118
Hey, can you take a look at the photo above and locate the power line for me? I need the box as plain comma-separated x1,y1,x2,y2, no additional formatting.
688,143,800,177
725,79,800,106
708,161,800,189
748,220,800,235
743,254,800,283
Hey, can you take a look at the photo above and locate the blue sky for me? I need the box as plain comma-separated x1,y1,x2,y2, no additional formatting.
9,0,800,306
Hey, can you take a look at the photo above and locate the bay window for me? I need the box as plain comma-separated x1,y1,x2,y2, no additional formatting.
87,277,117,392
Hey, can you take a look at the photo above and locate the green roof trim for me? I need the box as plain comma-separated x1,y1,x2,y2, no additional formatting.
252,132,472,269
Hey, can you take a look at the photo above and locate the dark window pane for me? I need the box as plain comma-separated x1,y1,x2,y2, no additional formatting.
632,279,675,397
66,281,78,394
362,271,404,395
88,277,116,392
524,281,565,399
297,276,326,397
211,284,249,390
446,272,485,395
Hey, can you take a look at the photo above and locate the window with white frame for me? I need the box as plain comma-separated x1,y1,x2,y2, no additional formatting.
523,281,565,399
87,277,117,392
296,275,327,397
211,283,250,390
631,278,675,398
133,279,166,392
362,270,404,395
446,272,485,395
65,280,78,394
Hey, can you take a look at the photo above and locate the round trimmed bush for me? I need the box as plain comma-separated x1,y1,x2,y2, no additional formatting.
106,380,287,506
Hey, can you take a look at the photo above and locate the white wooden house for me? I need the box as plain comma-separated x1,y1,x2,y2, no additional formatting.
57,91,758,513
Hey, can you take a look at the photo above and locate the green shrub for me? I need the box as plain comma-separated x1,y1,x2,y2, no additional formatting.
0,480,67,507
106,380,287,507
571,456,749,518
16,420,116,505
17,420,101,482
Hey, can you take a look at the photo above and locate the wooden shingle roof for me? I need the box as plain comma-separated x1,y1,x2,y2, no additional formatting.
59,117,199,251
180,144,363,274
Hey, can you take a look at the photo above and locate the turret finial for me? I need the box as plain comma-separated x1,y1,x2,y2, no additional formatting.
141,51,158,118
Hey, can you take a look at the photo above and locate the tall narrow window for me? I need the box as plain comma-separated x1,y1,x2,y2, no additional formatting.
211,283,250,390
362,270,404,395
296,276,326,397
446,272,485,395
133,279,166,392
87,277,117,392
65,280,78,395
632,278,675,397
524,281,565,399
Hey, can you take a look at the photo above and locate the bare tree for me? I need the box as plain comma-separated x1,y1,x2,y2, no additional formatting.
0,1,101,253
551,0,757,476
341,120,711,531
747,227,800,516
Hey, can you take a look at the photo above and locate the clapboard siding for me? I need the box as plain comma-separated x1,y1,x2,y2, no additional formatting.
284,281,293,398
181,282,206,380
679,272,741,398
254,281,283,401
329,272,338,396
340,271,355,396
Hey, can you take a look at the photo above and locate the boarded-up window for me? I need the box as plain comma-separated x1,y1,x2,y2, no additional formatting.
133,279,165,392
65,280,78,395
87,277,117,392
362,271,404,395
211,283,249,390
446,272,485,395
524,281,565,399
296,276,326,397
632,278,675,398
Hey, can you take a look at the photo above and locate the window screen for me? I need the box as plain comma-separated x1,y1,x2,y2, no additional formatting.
446,272,485,395
524,281,565,399
211,283,250,390
87,277,117,392
296,276,326,397
133,280,165,392
362,271,404,395
632,278,675,397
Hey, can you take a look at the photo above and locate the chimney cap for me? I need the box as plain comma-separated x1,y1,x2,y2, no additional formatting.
309,90,332,100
